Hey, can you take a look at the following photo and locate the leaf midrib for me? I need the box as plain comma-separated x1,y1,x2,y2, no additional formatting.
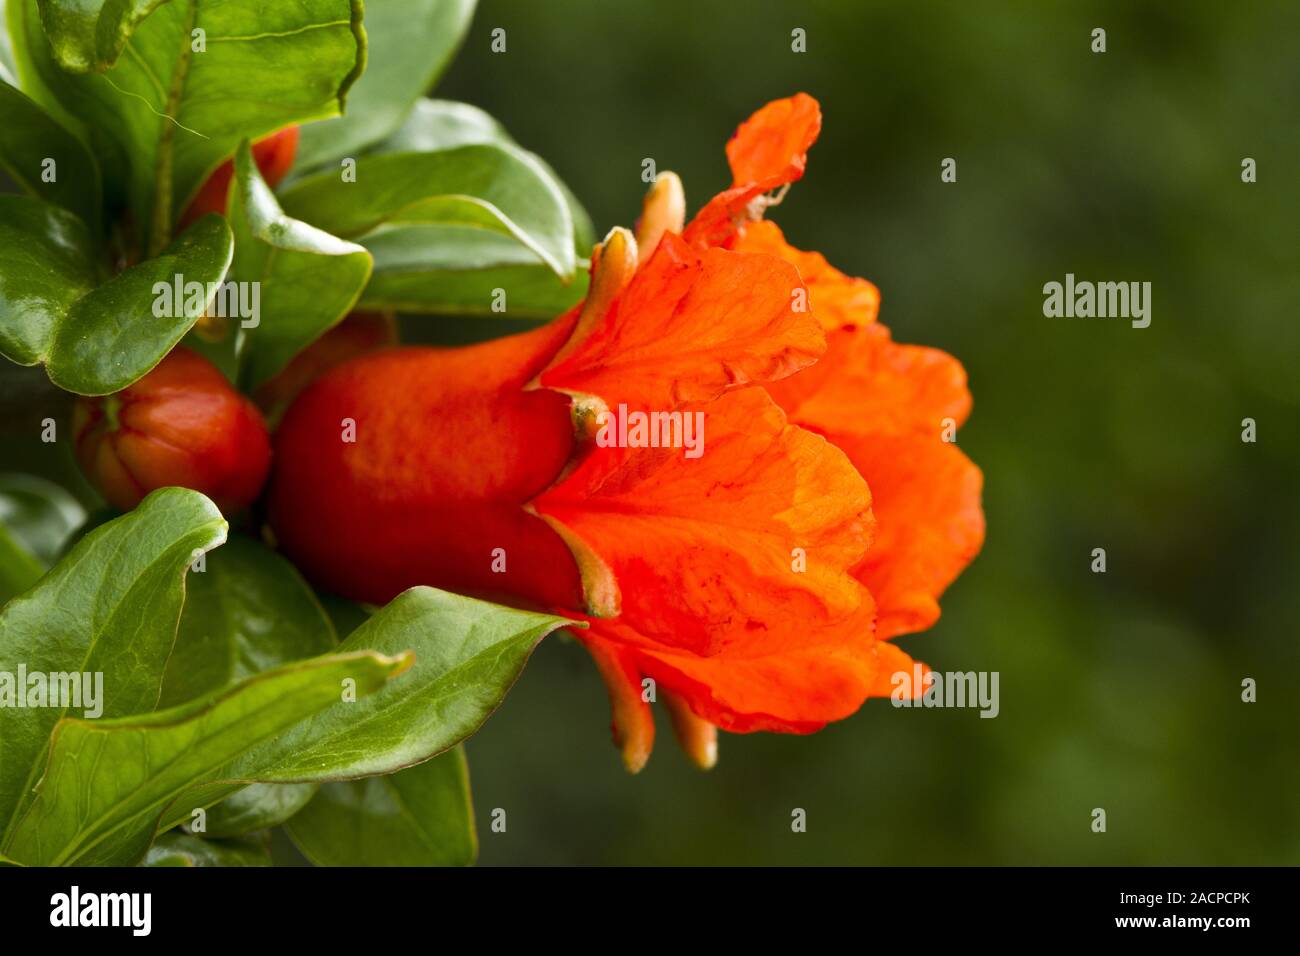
147,0,198,256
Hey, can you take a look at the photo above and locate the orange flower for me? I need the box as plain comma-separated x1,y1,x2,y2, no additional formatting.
268,94,983,772
688,95,985,643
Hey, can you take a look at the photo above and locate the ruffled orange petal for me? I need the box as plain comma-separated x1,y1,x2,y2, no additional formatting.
539,232,824,410
683,94,823,249
868,640,932,699
766,323,972,440
840,431,984,640
730,220,880,330
725,92,822,190
579,591,877,734
532,387,873,657
766,323,983,639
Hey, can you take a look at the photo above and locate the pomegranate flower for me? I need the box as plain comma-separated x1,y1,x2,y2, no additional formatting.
268,94,984,771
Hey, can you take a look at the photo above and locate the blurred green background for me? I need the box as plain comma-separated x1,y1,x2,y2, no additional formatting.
4,0,1297,864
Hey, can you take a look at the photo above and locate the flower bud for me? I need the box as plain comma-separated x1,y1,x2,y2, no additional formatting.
74,347,272,514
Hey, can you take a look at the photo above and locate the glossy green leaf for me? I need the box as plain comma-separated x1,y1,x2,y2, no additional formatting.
161,535,336,705
0,474,85,605
0,488,227,849
4,649,411,866
227,140,372,388
280,143,577,280
149,589,570,839
144,550,560,849
377,99,596,253
0,81,101,229
142,830,271,866
351,100,593,315
359,224,588,316
0,525,43,607
53,215,234,394
138,590,564,853
374,98,507,154
0,5,16,82
286,747,475,866
9,0,365,252
233,588,573,781
0,198,233,393
34,0,161,72
52,506,115,561
159,533,337,836
0,195,100,368
0,473,86,568
203,782,317,838
296,0,477,170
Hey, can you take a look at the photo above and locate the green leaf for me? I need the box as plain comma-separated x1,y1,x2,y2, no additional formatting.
9,0,366,252
142,830,271,866
0,473,86,568
147,588,570,840
232,588,572,781
203,782,316,838
35,0,161,73
296,0,477,170
347,100,593,315
51,506,115,561
0,474,85,605
376,99,596,254
4,649,411,866
0,198,233,393
0,195,100,368
0,487,227,848
159,532,337,836
0,524,43,607
54,215,234,394
161,535,337,705
0,5,17,82
227,140,372,388
281,143,577,280
373,98,508,154
0,81,101,230
286,747,475,866
118,587,568,848
359,224,588,317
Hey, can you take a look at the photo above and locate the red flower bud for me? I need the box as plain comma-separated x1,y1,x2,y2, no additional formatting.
73,347,272,514
177,126,300,232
